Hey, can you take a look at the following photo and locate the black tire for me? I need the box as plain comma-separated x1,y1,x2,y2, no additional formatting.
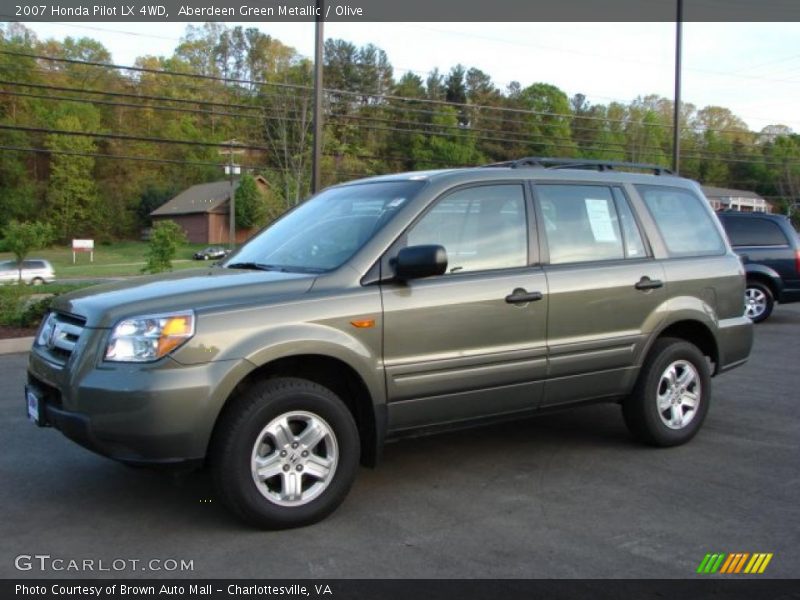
744,281,774,323
623,337,711,447
31,277,44,286
211,377,359,529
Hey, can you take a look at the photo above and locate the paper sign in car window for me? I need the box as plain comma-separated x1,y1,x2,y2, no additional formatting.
585,198,618,242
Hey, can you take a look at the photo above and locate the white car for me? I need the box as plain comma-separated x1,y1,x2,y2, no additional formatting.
0,259,55,285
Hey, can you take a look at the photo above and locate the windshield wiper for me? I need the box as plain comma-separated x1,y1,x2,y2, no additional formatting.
226,262,327,274
225,262,283,272
225,262,325,273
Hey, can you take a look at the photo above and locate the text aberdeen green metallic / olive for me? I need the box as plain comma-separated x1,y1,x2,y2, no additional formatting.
26,159,753,528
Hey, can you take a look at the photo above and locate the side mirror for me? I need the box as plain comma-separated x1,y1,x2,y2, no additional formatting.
394,245,448,280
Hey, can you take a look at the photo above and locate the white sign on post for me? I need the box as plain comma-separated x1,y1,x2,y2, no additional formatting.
72,239,95,263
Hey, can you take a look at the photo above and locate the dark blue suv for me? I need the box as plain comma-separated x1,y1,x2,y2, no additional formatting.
717,211,800,322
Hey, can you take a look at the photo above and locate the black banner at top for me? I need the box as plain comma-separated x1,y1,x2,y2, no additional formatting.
3,0,800,22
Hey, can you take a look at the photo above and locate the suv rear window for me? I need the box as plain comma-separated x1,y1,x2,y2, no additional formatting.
719,216,789,247
636,185,725,257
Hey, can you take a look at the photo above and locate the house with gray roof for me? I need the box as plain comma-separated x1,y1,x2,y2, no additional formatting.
151,176,270,244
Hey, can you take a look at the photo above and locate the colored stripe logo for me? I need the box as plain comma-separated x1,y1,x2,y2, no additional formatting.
696,553,773,574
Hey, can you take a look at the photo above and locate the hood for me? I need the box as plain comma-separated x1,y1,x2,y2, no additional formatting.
53,267,316,328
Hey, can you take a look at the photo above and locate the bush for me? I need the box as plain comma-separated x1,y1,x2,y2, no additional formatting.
0,286,25,326
0,286,55,328
0,283,92,328
142,220,188,274
19,295,54,328
234,173,267,229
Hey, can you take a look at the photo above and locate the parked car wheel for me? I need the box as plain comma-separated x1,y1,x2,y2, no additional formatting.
211,377,359,529
744,281,774,323
622,337,711,447
31,277,45,286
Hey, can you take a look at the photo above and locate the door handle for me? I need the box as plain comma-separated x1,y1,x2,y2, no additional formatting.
505,288,544,304
635,276,664,291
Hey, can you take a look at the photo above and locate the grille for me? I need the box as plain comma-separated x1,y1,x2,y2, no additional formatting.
37,312,86,362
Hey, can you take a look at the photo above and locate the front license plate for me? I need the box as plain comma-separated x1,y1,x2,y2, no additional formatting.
25,387,40,424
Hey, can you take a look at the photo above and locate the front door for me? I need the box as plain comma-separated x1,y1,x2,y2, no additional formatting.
380,183,549,433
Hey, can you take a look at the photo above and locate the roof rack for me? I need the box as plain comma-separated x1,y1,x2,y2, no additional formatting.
482,157,673,176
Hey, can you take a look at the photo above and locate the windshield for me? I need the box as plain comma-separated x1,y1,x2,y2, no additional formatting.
225,180,424,273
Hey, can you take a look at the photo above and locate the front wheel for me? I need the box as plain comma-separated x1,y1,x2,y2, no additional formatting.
623,338,711,447
744,281,774,323
211,377,359,529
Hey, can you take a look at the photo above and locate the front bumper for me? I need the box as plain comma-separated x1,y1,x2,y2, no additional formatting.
27,345,252,466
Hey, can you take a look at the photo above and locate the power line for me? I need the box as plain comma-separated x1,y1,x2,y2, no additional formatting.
1,53,799,169
0,48,311,92
0,123,270,151
1,75,773,150
1,49,790,138
0,143,266,169
0,88,264,121
1,114,794,169
0,78,267,111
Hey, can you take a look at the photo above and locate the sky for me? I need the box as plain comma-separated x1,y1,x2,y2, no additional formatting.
17,20,800,132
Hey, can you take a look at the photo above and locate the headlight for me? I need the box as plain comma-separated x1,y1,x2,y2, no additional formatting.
105,310,195,362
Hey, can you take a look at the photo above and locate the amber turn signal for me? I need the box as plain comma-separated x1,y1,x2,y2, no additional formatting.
350,318,375,329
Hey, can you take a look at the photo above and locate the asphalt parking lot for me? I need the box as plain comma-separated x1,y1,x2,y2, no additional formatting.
1,306,798,579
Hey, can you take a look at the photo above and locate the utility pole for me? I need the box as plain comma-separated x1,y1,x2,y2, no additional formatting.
221,140,242,249
312,0,324,194
672,0,683,174
228,144,235,248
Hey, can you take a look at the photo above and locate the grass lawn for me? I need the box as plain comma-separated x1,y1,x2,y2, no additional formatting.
0,241,221,278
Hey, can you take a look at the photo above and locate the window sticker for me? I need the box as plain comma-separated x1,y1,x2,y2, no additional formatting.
585,198,618,242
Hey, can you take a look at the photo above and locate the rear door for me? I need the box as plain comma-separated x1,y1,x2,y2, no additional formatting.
534,182,667,407
380,183,549,432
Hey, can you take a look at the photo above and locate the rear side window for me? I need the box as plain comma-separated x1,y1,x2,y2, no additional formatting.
537,184,644,264
636,185,725,257
720,217,789,247
406,184,528,274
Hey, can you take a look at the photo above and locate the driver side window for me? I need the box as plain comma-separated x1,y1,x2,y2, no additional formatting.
406,184,528,274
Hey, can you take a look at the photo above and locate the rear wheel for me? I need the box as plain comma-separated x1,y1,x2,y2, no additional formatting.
623,337,711,447
211,377,359,529
744,281,773,323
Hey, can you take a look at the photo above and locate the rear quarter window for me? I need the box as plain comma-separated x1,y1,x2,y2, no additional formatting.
636,185,725,257
719,216,789,247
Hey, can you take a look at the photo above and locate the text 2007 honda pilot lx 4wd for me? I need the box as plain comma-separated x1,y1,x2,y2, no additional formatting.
27,158,753,529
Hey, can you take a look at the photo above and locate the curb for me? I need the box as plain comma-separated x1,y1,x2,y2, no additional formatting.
0,337,33,355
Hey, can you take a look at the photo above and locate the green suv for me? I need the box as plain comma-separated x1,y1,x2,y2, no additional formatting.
26,158,753,528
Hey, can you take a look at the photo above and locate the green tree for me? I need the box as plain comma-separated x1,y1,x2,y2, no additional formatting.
45,115,102,241
2,220,54,282
142,220,187,274
517,83,576,157
234,174,267,228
